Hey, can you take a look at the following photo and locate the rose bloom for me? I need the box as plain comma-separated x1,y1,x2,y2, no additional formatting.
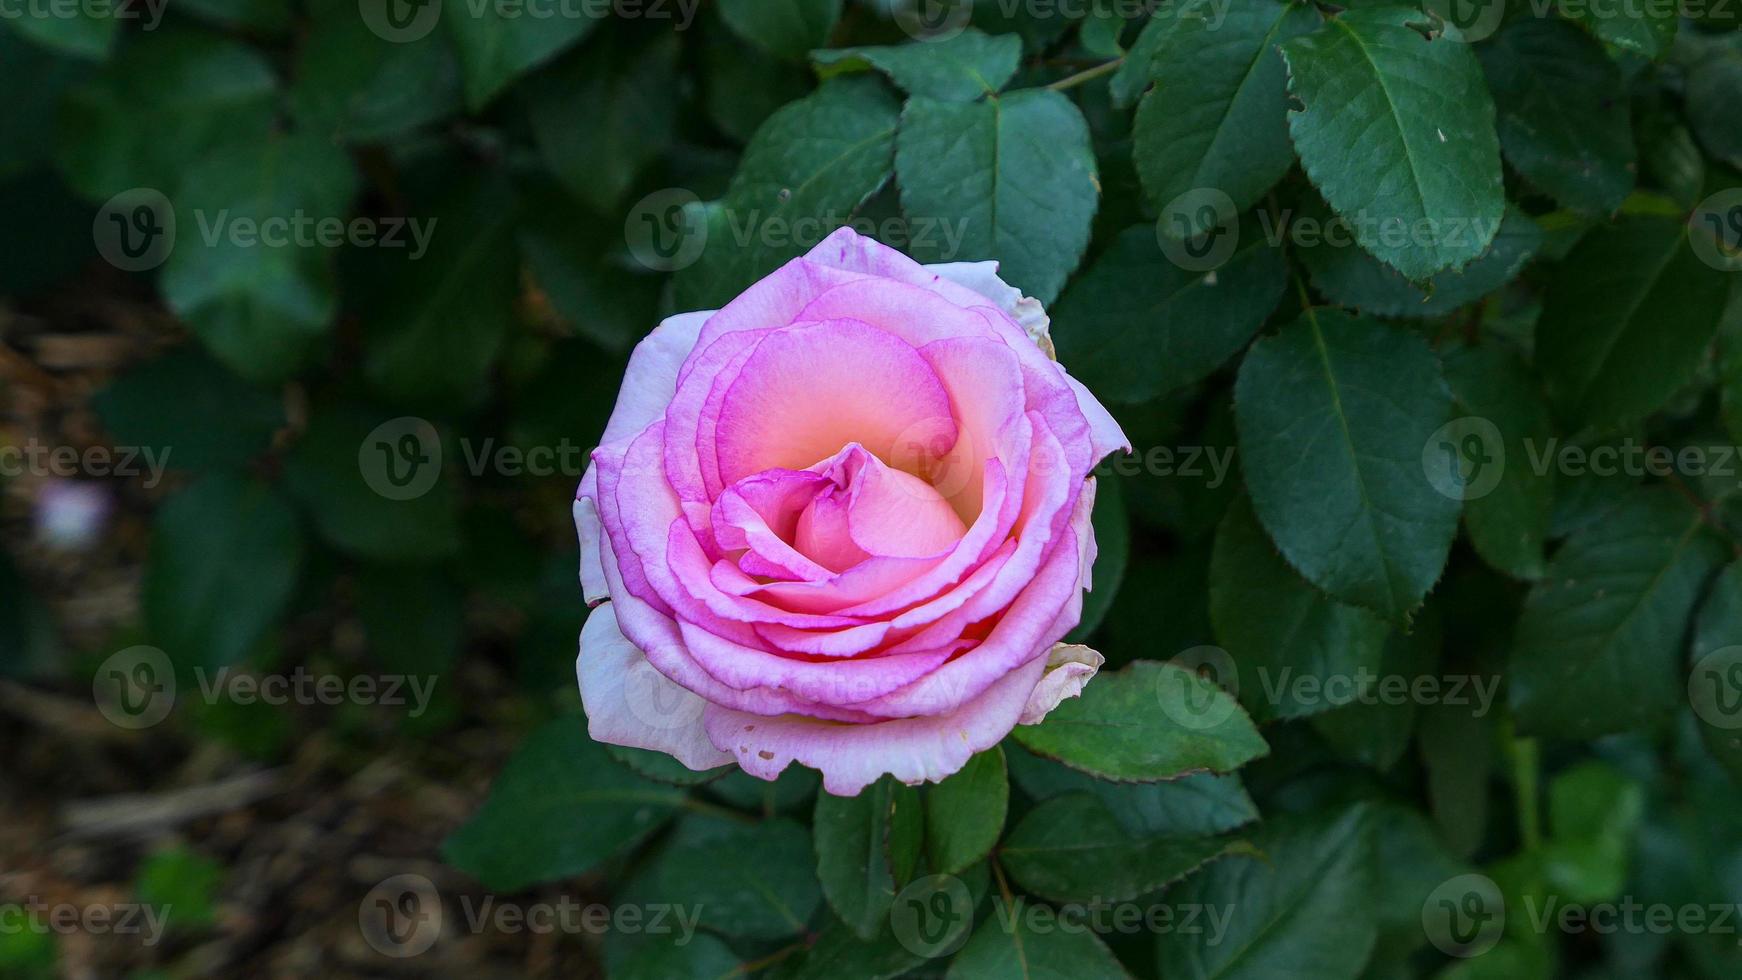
574,228,1128,796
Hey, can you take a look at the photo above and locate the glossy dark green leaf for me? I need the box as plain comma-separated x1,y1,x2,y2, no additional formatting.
1441,342,1556,580
1154,805,1378,979
812,28,1021,101
895,88,1099,303
1210,497,1390,722
1478,18,1634,214
947,902,1131,980
1233,309,1460,622
1281,7,1504,278
1511,490,1728,739
814,777,921,939
1535,217,1731,430
924,747,1007,876
1051,222,1286,404
1012,661,1269,782
1001,793,1248,904
675,76,899,309
1005,745,1258,838
1133,0,1318,225
1693,560,1742,781
1298,205,1542,318
645,816,823,940
442,718,688,891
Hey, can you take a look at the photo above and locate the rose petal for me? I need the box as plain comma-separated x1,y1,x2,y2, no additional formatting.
702,652,1049,796
1018,643,1105,725
577,602,732,771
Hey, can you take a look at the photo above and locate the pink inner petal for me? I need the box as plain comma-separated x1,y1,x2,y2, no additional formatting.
712,318,959,490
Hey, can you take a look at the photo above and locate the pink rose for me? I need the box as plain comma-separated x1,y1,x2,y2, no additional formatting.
574,228,1128,796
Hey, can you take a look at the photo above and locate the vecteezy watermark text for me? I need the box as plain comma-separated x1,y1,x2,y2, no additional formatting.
0,440,171,489
0,900,171,947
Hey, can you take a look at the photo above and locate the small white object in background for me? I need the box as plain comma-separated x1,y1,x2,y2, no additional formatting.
35,479,111,551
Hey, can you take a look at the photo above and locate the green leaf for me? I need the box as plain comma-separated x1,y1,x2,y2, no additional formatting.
1209,497,1390,722
55,29,276,201
1297,204,1543,318
615,933,741,980
353,173,518,410
134,845,225,932
702,18,811,143
1133,0,1318,226
289,0,461,143
1051,221,1286,404
719,0,842,60
1559,0,1676,59
91,347,284,472
895,88,1099,304
442,718,688,891
1001,793,1248,904
606,745,732,787
282,405,463,562
646,816,823,940
442,0,602,109
1684,36,1742,169
763,915,930,980
1535,216,1731,430
1441,342,1556,580
143,475,303,670
1232,309,1460,622
1310,605,1442,770
1280,6,1504,278
814,777,921,939
159,132,358,384
1692,559,1742,781
1005,745,1259,838
1511,489,1728,739
1012,661,1269,782
1154,805,1378,980
0,33,89,182
1109,0,1216,106
1478,18,1634,215
924,747,1007,875
175,0,291,31
1541,761,1644,902
674,76,899,309
948,901,1131,980
3,9,117,61
812,28,1021,102
525,33,680,216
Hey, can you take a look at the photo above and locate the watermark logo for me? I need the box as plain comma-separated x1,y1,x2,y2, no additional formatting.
360,417,443,501
1426,0,1506,41
620,657,707,733
1156,188,1238,273
1158,645,1239,730
1691,646,1742,730
92,646,175,730
94,188,175,272
893,0,974,41
626,188,708,272
360,0,442,41
890,874,974,958
1690,189,1742,273
360,874,444,958
1422,417,1505,501
1423,874,1506,958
